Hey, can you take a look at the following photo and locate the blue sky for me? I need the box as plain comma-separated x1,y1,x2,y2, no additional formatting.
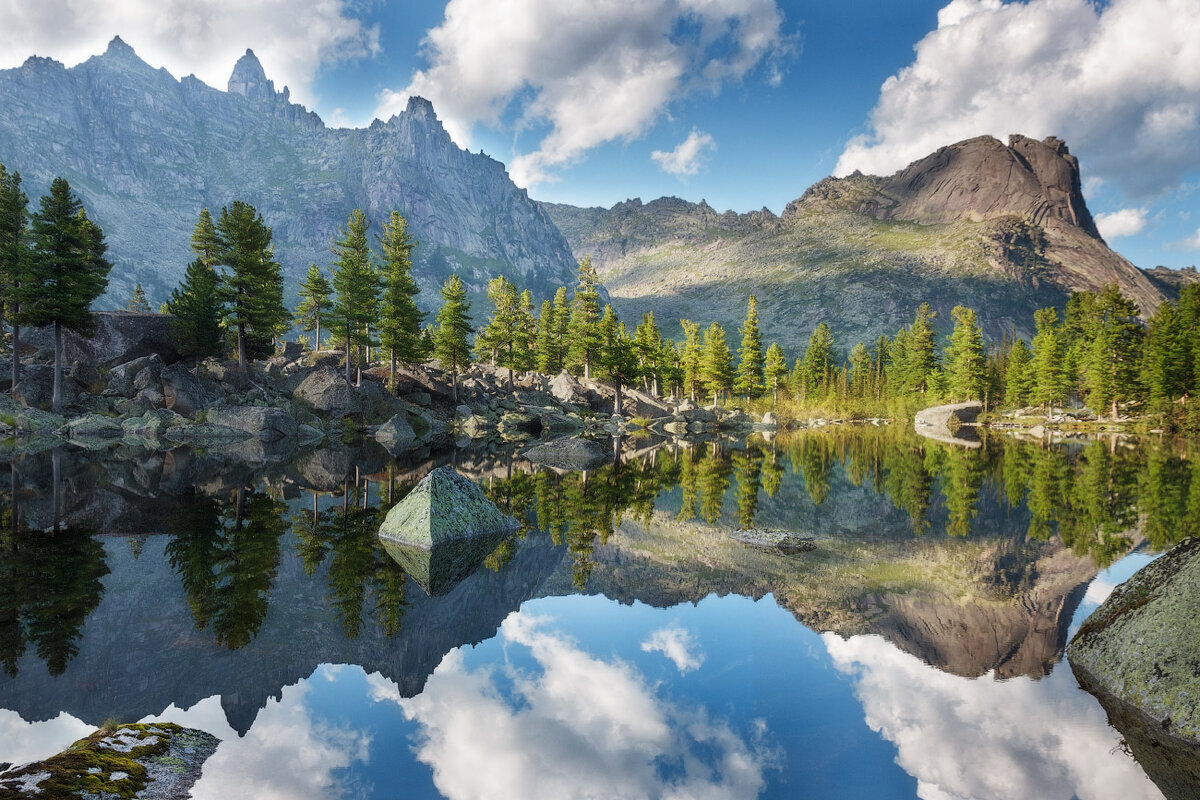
1,0,1197,270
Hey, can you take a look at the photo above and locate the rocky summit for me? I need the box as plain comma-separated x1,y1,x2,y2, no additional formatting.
544,134,1170,350
0,38,575,310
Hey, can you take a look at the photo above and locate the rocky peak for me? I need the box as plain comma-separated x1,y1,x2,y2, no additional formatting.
228,49,274,101
104,35,137,59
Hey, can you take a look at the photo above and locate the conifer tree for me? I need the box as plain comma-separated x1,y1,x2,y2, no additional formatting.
1030,307,1066,410
1004,338,1033,408
167,259,224,358
215,201,287,370
0,164,29,390
633,312,662,394
190,208,221,266
943,305,985,401
1084,285,1143,420
886,327,910,396
903,303,938,394
679,319,703,401
764,342,788,403
24,178,111,412
802,322,836,399
536,298,558,374
295,264,333,351
566,256,603,378
734,295,765,400
329,209,381,383
1141,299,1188,412
700,322,733,404
126,283,150,313
475,275,530,391
848,342,872,399
602,322,640,416
377,211,425,384
433,274,472,402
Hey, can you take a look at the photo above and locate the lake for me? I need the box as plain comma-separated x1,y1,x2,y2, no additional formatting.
0,427,1191,799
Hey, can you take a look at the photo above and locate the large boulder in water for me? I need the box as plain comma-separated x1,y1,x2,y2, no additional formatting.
1068,537,1200,796
522,436,610,471
208,405,297,442
293,365,364,416
378,466,519,595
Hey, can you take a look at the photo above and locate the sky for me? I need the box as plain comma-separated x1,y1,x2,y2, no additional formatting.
0,0,1197,270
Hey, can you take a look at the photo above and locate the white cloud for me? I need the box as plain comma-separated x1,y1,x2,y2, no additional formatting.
824,633,1161,800
381,0,790,186
0,0,380,109
837,0,1200,199
1182,226,1200,250
651,130,717,177
387,610,775,800
0,710,94,766
641,624,705,672
1094,207,1149,239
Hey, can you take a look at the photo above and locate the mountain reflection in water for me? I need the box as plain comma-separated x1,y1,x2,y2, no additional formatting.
0,427,1193,798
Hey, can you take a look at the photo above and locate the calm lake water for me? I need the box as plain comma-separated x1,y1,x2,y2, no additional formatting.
0,427,1193,799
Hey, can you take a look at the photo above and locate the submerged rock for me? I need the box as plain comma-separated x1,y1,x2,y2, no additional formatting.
378,466,519,595
522,436,610,471
374,413,416,454
0,722,217,799
1068,537,1200,751
208,405,297,442
729,528,817,555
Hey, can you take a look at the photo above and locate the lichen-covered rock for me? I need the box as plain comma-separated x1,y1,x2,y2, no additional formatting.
729,528,817,555
163,421,253,446
121,409,184,440
160,363,221,417
1068,537,1200,746
207,405,297,442
522,436,610,471
0,722,217,800
294,366,363,416
60,413,124,440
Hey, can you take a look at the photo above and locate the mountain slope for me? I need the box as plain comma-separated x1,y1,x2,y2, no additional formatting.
0,38,575,310
544,135,1165,352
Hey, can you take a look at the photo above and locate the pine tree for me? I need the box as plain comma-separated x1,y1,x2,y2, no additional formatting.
903,303,938,394
190,208,221,267
679,319,703,401
633,312,662,394
700,322,733,404
802,322,836,399
215,201,287,370
566,256,603,378
329,209,381,383
733,295,765,400
764,342,787,403
24,178,111,412
536,298,558,374
475,275,529,391
126,283,150,313
943,305,985,401
848,342,872,399
1030,307,1066,410
295,264,333,351
167,259,224,358
0,164,29,390
1142,299,1186,413
377,211,425,384
433,274,472,402
602,322,640,416
1084,285,1144,420
1004,338,1033,408
885,327,909,397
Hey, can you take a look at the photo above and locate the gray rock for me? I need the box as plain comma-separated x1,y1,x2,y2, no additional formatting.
375,413,416,454
208,405,297,442
160,363,221,417
1068,537,1200,746
163,422,253,446
522,436,610,471
277,340,304,361
378,466,520,596
549,371,588,405
69,360,102,391
729,528,817,555
121,409,184,439
455,404,473,419
914,401,983,448
107,353,164,396
60,413,124,440
11,364,68,410
294,366,364,416
23,312,179,368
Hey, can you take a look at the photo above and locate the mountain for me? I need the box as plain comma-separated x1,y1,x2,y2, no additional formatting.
544,134,1167,352
0,38,576,310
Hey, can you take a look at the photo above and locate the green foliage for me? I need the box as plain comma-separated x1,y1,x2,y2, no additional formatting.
475,275,535,380
848,342,872,399
1004,338,1033,407
536,286,571,374
700,321,733,404
801,322,836,399
377,211,426,371
679,318,703,401
1083,286,1144,419
901,303,938,394
126,283,150,312
329,208,382,378
942,305,985,402
764,342,788,399
166,259,224,358
734,295,765,399
189,207,221,267
433,274,472,398
215,201,287,368
295,263,333,350
633,312,663,392
0,164,30,372
1030,307,1067,409
566,256,603,378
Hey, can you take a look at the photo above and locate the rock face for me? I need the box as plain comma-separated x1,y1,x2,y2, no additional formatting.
377,466,519,595
23,312,179,368
0,39,576,308
0,722,217,799
1068,537,1200,746
294,366,363,416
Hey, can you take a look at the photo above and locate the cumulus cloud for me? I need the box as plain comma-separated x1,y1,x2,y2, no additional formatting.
836,0,1200,199
386,610,774,800
0,0,380,109
651,130,717,177
0,710,94,765
1094,207,1149,239
824,633,1160,800
381,0,790,186
1182,227,1200,251
641,624,705,672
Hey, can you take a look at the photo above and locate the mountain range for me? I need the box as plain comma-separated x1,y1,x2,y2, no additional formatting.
0,38,1186,348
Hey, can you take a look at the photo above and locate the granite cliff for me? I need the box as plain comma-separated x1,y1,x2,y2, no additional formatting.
0,38,576,311
544,135,1166,351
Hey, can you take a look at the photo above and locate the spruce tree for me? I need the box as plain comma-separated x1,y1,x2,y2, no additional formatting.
733,295,765,400
190,208,221,266
1004,338,1033,408
377,211,425,384
433,274,472,402
0,165,29,390
126,283,150,313
848,342,872,399
943,305,985,402
1084,285,1143,420
764,342,788,403
700,322,733,404
329,209,381,383
167,259,224,358
24,178,111,412
474,275,528,391
1142,299,1185,412
679,319,703,401
633,312,662,394
602,321,640,416
802,322,835,399
903,303,938,394
215,201,287,370
295,264,333,352
536,298,558,374
566,256,603,378
1030,307,1066,410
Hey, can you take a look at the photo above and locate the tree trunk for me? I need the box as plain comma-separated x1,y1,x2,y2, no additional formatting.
614,382,623,417
52,321,63,414
345,328,352,382
391,350,397,396
1112,399,1119,421
451,357,458,403
584,358,590,380
10,320,19,389
237,323,247,371
315,317,321,353
51,446,61,530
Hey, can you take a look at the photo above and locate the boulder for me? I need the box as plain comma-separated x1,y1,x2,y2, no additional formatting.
461,414,491,439
293,445,356,491
107,353,164,396
293,365,363,416
913,401,984,448
1068,537,1200,749
122,408,184,439
522,436,610,471
60,413,123,440
208,405,297,442
163,422,253,446
11,363,59,410
160,363,221,417
23,311,179,368
550,371,588,405
377,466,520,596
198,359,252,391
728,528,816,555
68,359,102,392
621,387,671,419
277,340,304,361
375,413,416,454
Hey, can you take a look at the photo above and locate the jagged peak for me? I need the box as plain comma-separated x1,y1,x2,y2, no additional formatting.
405,95,436,117
228,49,273,99
105,36,136,57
